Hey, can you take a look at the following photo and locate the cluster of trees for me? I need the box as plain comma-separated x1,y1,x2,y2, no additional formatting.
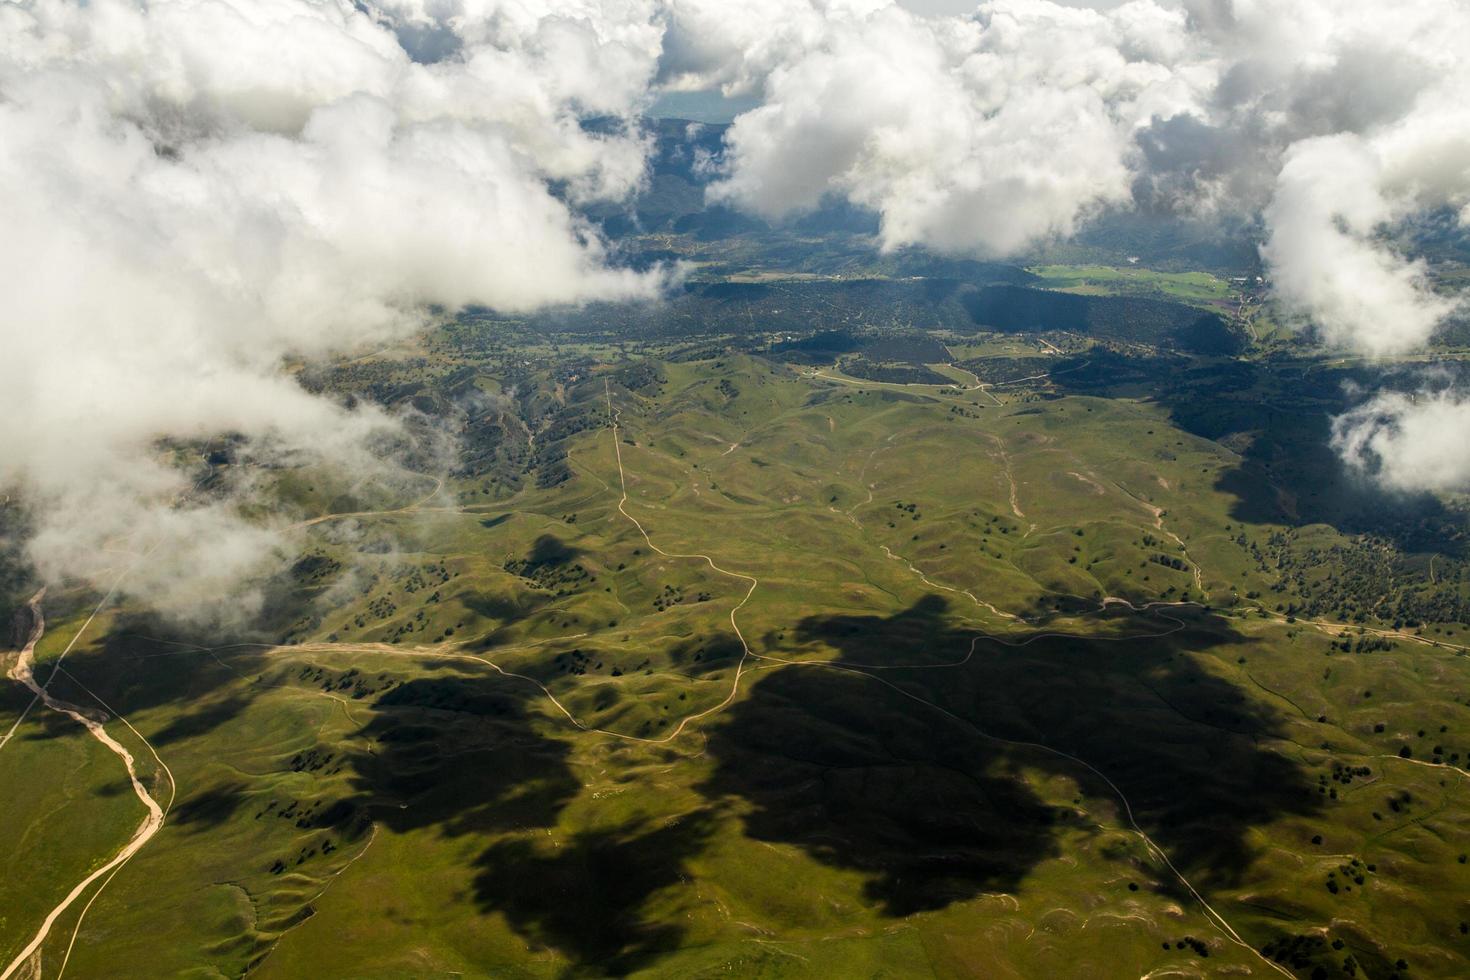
552,648,599,676
1324,857,1374,894
295,664,395,701
299,355,434,403
1259,932,1407,980
399,561,452,595
960,285,1243,353
290,552,342,584
839,357,952,385
1235,528,1470,629
652,583,711,612
529,403,609,489
618,361,664,392
505,556,594,597
1162,936,1210,958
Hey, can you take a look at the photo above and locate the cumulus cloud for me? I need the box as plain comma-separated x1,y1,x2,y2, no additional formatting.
656,0,869,97
6,0,1470,604
1214,0,1470,496
0,0,668,613
1332,388,1470,495
1245,2,1470,355
659,0,1469,496
1262,133,1460,356
670,0,1468,351
700,0,1205,256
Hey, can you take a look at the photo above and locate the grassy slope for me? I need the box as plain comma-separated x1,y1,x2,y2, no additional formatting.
7,354,1470,979
1028,265,1233,306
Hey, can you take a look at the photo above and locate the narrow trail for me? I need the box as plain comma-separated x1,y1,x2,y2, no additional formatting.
939,351,984,390
51,668,176,980
1369,753,1470,785
934,349,1001,403
994,358,1092,387
804,367,959,395
247,824,381,974
838,434,915,529
2,590,174,980
801,362,1010,407
0,556,143,755
1253,610,1470,656
1113,481,1203,592
935,351,1005,405
877,545,1019,623
602,381,761,743
286,476,446,531
979,434,1026,521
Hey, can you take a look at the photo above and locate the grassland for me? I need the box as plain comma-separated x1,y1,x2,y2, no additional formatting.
5,346,1470,979
1028,264,1234,305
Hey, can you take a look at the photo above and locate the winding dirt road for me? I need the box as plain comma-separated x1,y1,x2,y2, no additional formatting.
604,381,760,743
2,590,174,980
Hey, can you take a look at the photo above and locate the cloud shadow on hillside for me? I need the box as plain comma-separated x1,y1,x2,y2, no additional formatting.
696,594,1319,913
1041,350,1464,556
471,811,714,976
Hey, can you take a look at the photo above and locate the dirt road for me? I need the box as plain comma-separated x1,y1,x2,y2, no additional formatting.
2,591,172,980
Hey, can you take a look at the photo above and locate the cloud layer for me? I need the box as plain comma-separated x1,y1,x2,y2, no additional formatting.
667,0,1470,492
678,0,1468,345
702,0,1201,255
1,0,669,611
3,0,1467,610
1332,389,1470,495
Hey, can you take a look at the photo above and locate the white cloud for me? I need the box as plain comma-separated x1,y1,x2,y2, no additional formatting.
666,0,1470,500
669,0,1468,354
1247,1,1470,355
0,0,668,611
1261,134,1458,356
1332,389,1470,495
701,0,1205,256
5,0,1470,602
